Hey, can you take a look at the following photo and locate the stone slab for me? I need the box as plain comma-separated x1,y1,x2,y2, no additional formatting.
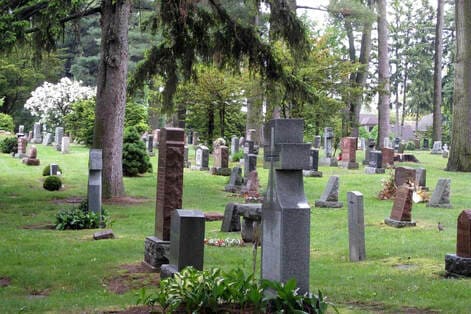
445,254,471,277
303,170,323,177
384,218,416,228
143,236,170,270
160,264,178,279
314,200,343,208
93,230,115,240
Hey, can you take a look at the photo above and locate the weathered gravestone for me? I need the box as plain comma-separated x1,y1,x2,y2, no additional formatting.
381,147,394,167
320,127,338,167
221,202,241,232
422,138,429,150
348,191,366,262
144,128,185,270
243,140,257,178
192,131,199,146
431,141,443,154
340,137,359,169
193,145,209,171
183,145,190,168
147,135,154,156
186,131,193,145
363,138,376,165
385,186,416,228
161,210,205,278
313,135,321,149
15,137,28,158
220,202,262,243
365,150,385,174
88,149,102,215
442,143,449,158
394,166,416,188
224,167,244,192
231,135,240,160
315,175,343,208
211,145,230,176
55,127,64,151
261,119,311,294
42,132,53,146
445,210,471,277
240,170,261,201
32,122,42,144
22,146,40,166
415,168,428,190
61,136,70,154
427,178,452,208
303,148,323,177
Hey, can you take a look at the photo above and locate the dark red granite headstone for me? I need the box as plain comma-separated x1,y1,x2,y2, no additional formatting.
155,128,185,241
382,147,394,167
220,146,229,168
341,137,357,162
394,166,416,188
457,210,471,258
390,186,413,221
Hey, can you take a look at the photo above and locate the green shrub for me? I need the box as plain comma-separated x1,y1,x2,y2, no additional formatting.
55,200,110,230
122,126,152,176
405,141,416,151
0,136,17,154
125,101,149,134
0,113,14,132
43,176,62,191
137,267,335,313
231,150,244,162
64,99,95,146
42,164,63,176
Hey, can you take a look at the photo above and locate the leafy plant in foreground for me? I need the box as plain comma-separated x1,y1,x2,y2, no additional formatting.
55,200,110,230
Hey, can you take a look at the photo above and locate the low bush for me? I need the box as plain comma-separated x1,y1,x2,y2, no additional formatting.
55,200,109,230
0,136,17,154
137,267,335,313
0,113,14,132
42,164,63,176
43,176,62,191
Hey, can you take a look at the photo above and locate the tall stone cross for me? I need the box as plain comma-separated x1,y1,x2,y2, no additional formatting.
261,119,311,294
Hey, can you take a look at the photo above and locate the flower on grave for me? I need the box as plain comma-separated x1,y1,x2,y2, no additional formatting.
204,238,245,247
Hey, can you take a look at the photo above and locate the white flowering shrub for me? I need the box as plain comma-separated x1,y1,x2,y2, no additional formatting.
24,77,96,127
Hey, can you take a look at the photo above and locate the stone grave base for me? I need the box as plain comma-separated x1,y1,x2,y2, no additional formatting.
426,202,452,209
191,166,209,171
319,157,338,167
362,160,370,165
314,200,343,208
430,150,442,155
143,236,170,270
340,161,359,169
364,166,385,174
384,218,416,228
22,158,40,166
445,254,471,277
395,154,420,163
224,184,242,193
302,170,323,177
160,264,178,279
210,167,231,176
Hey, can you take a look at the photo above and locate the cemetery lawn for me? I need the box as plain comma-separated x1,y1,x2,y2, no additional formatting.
0,143,470,313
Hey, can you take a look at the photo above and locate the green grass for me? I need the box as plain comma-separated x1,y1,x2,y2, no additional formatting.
0,143,470,313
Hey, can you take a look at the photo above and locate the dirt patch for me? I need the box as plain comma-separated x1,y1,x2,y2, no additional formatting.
27,288,50,299
344,301,440,313
103,263,160,295
205,212,224,221
22,223,55,230
0,277,11,287
51,197,83,205
103,197,150,206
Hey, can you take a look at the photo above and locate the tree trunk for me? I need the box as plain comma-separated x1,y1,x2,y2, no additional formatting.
207,103,215,147
377,0,391,149
344,19,356,137
351,1,373,138
432,0,444,142
446,0,471,171
93,0,131,198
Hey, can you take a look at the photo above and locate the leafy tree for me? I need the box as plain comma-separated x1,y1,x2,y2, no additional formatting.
0,112,14,132
64,99,96,146
432,0,445,142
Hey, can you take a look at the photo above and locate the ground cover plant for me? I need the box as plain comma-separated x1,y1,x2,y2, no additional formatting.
0,143,470,313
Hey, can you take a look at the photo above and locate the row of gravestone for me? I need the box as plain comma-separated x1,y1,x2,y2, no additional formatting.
16,124,71,153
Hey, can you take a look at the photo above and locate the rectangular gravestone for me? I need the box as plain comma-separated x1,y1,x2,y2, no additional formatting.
340,137,359,169
394,166,416,188
382,147,394,167
431,141,443,154
61,136,70,154
365,150,385,174
161,209,205,278
224,167,244,192
315,175,343,208
415,168,427,190
50,163,59,176
313,135,321,149
423,138,429,149
427,178,452,208
192,131,199,146
221,202,241,232
32,122,42,144
303,148,323,177
348,191,366,262
385,186,416,228
231,136,239,160
193,145,209,170
184,145,190,168
320,127,337,166
261,119,311,294
244,140,257,177
55,127,64,151
363,138,376,165
88,149,102,216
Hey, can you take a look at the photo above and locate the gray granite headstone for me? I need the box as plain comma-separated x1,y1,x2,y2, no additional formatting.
221,202,241,232
161,209,205,278
50,163,59,176
365,150,385,174
261,119,311,294
320,127,337,166
55,127,64,151
184,145,190,168
313,135,321,149
32,122,42,144
431,141,443,154
224,167,244,192
348,191,366,262
231,135,239,160
88,149,102,215
193,145,209,170
244,140,257,177
315,175,343,208
415,168,428,190
423,138,429,149
61,136,70,154
427,178,452,208
303,148,322,177
363,138,375,165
